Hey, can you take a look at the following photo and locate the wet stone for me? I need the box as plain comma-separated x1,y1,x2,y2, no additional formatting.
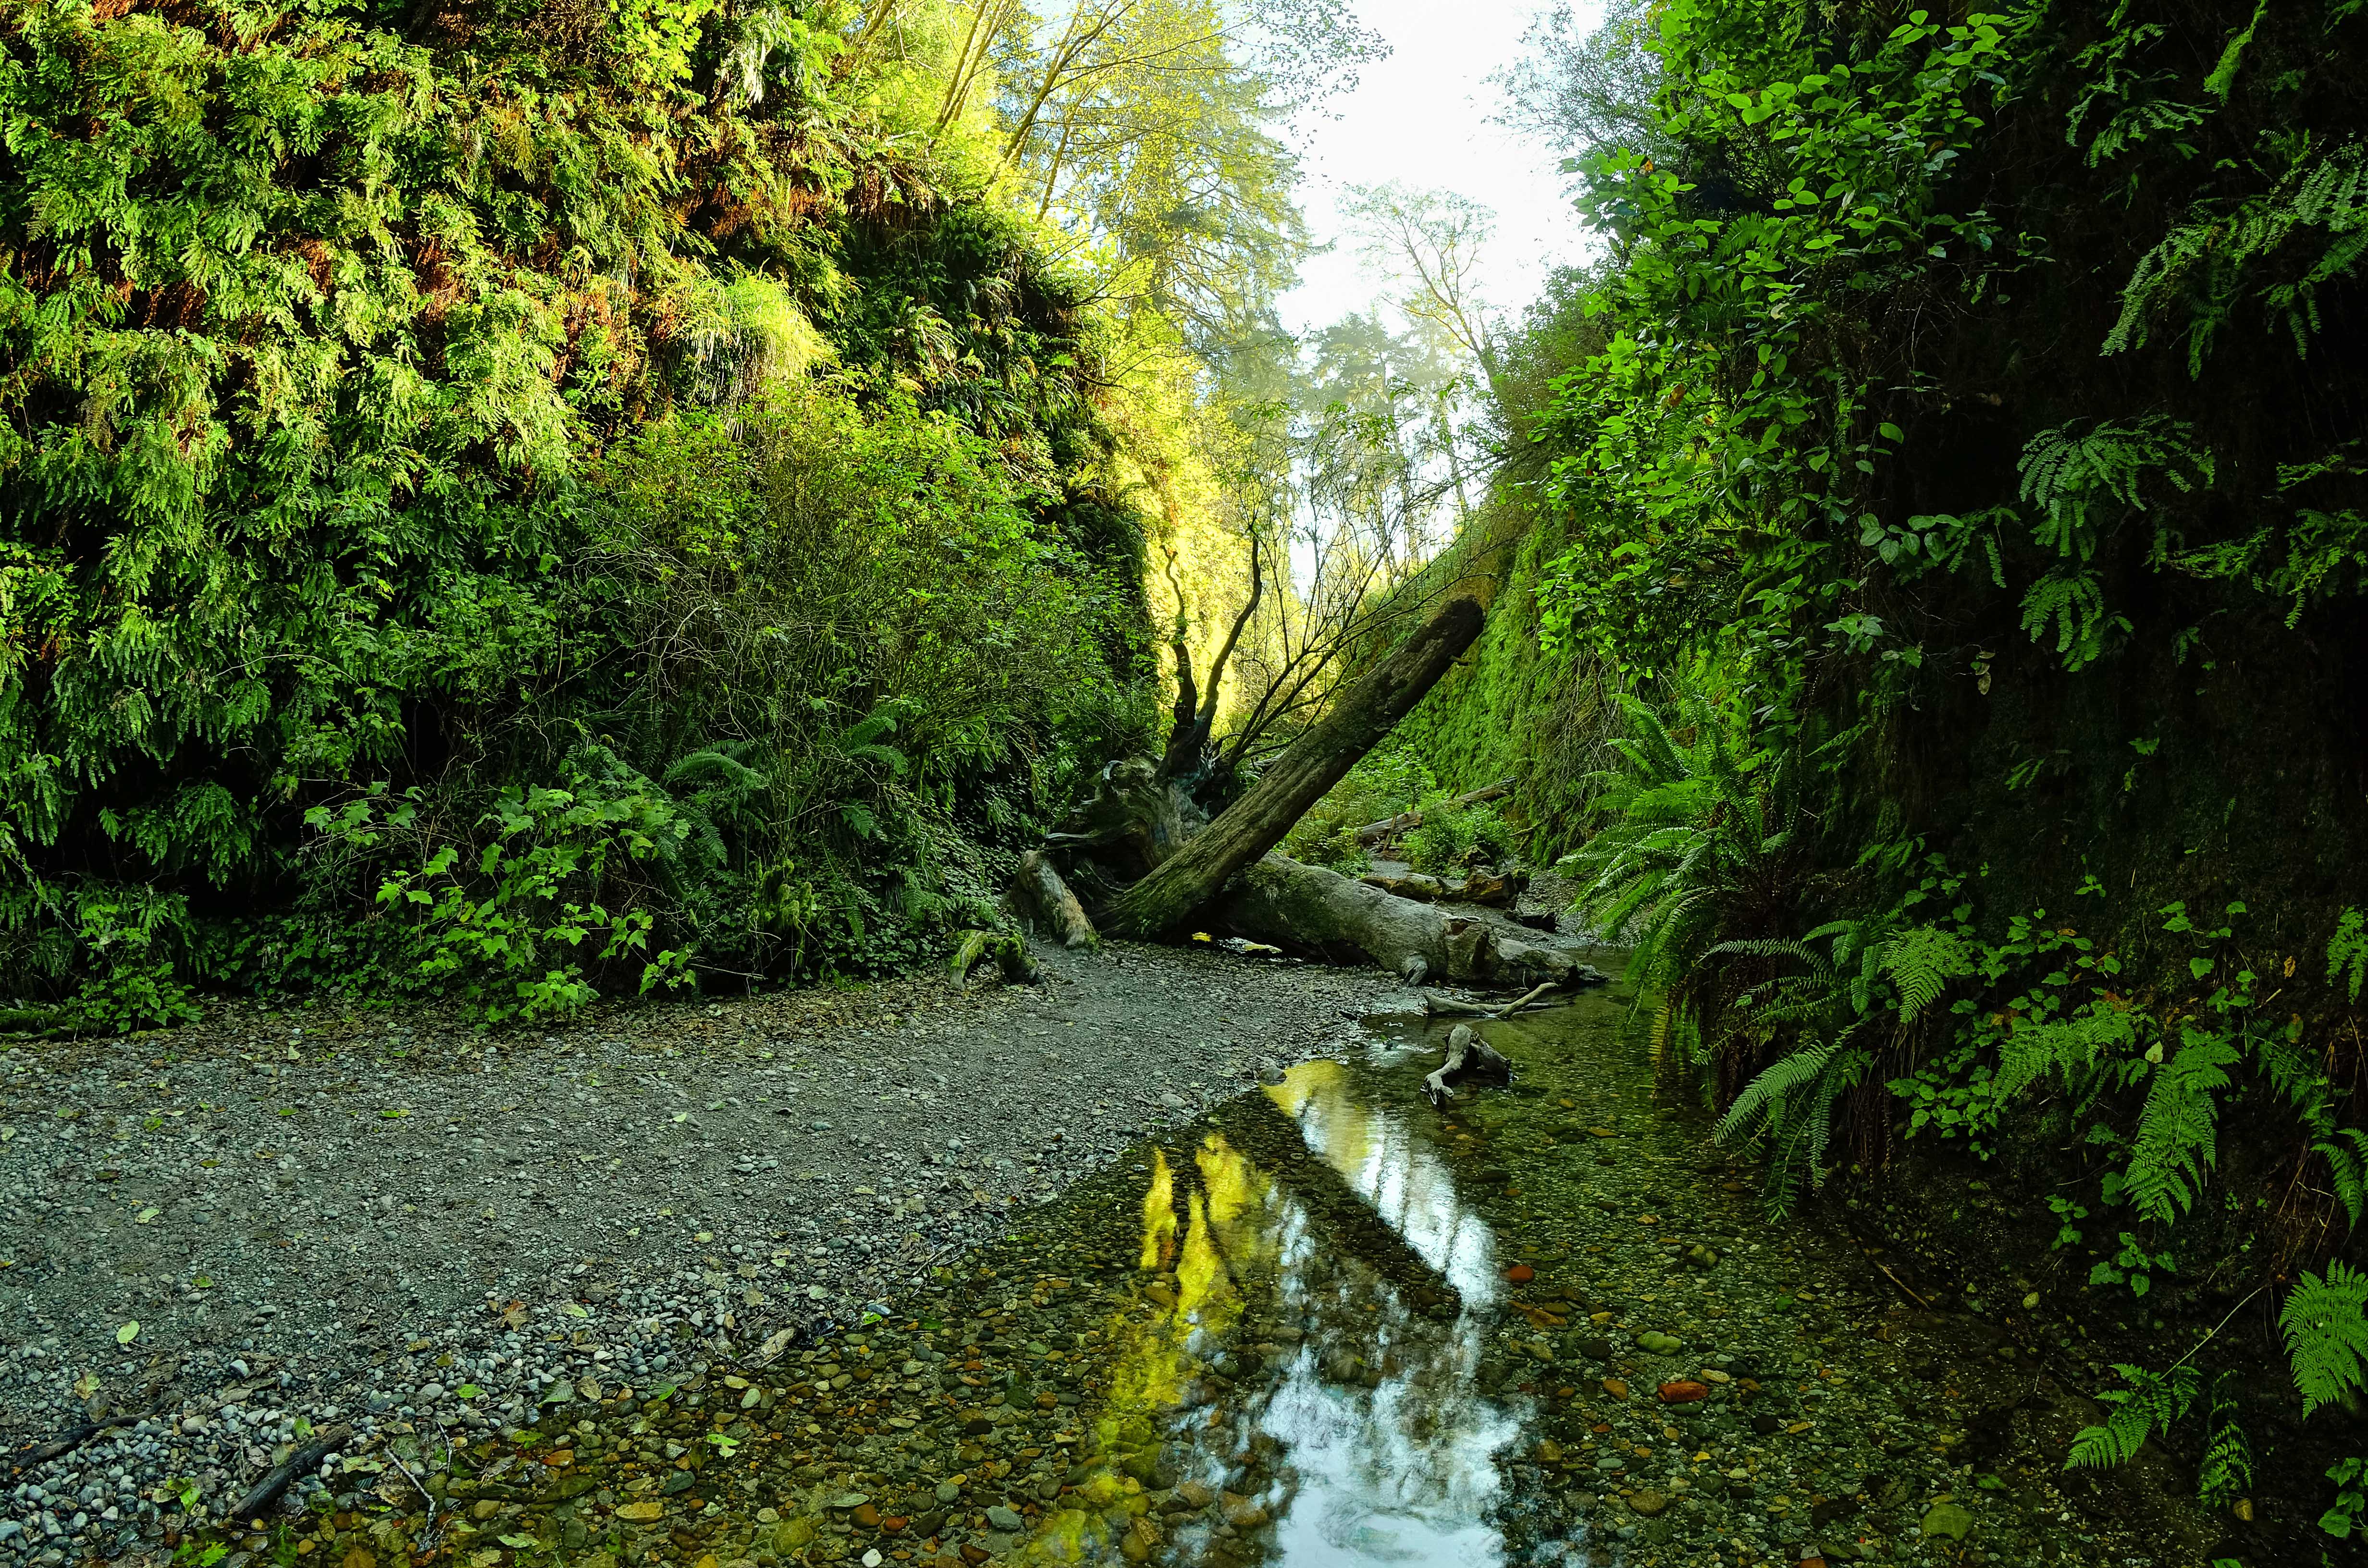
1923,1500,1976,1540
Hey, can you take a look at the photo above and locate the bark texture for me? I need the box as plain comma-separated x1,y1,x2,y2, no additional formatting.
1102,595,1486,939
1217,856,1599,987
1009,849,1098,949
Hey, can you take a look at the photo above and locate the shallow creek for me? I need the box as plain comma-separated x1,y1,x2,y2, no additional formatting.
373,976,2220,1568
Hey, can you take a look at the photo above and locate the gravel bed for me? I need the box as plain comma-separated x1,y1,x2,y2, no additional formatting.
0,941,1397,1566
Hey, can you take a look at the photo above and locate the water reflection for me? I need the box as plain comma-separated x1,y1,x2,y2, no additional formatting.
1268,1060,1502,1306
1024,1055,1548,1567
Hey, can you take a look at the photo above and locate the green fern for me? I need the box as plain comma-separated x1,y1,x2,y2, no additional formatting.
2331,906,2368,1002
2197,1372,2253,1509
1880,926,1974,1023
2019,418,2213,554
2068,1362,2200,1470
834,701,913,775
2109,140,2368,373
1567,688,1801,1077
2019,569,2123,671
2121,1028,2241,1225
2320,1128,2368,1230
2281,1262,2368,1419
1993,1004,2140,1101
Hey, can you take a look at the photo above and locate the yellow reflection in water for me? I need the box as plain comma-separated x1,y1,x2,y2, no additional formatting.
1139,1149,1176,1270
1014,1133,1280,1565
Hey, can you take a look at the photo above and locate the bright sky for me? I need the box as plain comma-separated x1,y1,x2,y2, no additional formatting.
1278,0,1603,340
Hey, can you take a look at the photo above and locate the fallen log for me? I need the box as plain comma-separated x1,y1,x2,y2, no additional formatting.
1009,850,1098,949
1011,593,1602,983
1423,1023,1513,1106
1101,596,1486,939
1354,776,1516,845
1220,856,1508,983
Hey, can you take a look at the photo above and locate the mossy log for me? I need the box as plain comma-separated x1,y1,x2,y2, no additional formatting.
1100,596,1486,939
1009,849,1098,949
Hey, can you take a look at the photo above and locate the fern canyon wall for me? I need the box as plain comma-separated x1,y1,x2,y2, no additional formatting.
1352,0,2368,1557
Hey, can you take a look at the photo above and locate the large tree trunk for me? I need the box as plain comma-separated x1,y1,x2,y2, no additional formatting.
1101,596,1485,939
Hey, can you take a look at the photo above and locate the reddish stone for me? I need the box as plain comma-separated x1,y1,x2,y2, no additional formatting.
881,1516,908,1535
1504,1264,1535,1284
1656,1380,1711,1404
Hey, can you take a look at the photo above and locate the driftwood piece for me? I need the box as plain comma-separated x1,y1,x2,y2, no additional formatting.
1010,850,1098,949
1103,597,1486,938
224,1422,352,1524
1421,980,1565,1019
1423,1023,1513,1106
1354,776,1516,845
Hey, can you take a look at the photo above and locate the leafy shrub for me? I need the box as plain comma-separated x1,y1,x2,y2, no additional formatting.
1402,801,1517,876
1280,740,1439,868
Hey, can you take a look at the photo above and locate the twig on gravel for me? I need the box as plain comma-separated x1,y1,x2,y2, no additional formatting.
223,1422,351,1526
1871,1259,1932,1309
7,1412,140,1472
385,1447,439,1548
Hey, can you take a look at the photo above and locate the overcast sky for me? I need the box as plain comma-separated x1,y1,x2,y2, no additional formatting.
1277,0,1603,340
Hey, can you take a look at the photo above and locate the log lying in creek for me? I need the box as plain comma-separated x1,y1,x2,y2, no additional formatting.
1005,593,1603,988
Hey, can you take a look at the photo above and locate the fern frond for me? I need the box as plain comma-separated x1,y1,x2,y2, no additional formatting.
2122,1028,2240,1225
2196,1372,2253,1509
1994,1004,2139,1101
1716,1032,1848,1146
1879,925,1973,1023
2281,1262,2368,1419
2331,907,2368,1002
2067,1363,2199,1470
2318,1128,2368,1229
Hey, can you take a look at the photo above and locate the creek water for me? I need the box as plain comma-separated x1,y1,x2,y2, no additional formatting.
412,970,2214,1568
